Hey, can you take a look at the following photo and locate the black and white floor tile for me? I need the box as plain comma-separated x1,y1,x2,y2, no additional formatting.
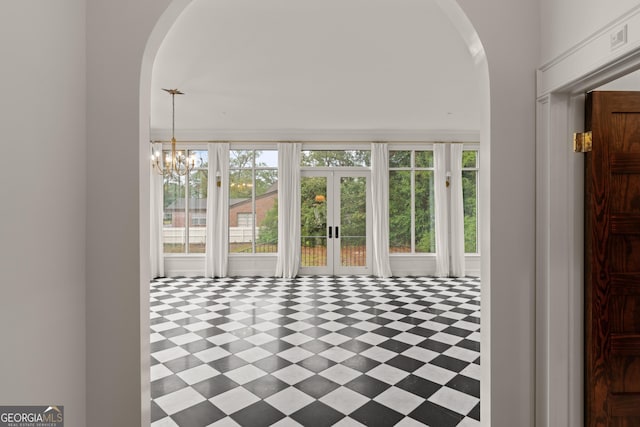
149,276,481,427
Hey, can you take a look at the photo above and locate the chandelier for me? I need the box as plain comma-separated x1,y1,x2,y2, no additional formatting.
151,88,197,176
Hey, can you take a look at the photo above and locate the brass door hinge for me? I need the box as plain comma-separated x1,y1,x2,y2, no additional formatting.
573,131,592,153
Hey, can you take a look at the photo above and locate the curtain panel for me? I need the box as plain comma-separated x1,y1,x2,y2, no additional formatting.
434,144,450,277
450,143,466,277
205,142,229,277
275,143,301,278
371,143,392,278
150,142,165,278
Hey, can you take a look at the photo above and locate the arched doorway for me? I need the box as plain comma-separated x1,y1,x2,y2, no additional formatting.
139,0,491,424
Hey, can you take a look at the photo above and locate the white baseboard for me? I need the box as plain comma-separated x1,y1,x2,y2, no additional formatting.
163,254,480,277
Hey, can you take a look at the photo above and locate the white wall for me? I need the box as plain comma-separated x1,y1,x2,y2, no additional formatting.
86,0,172,425
597,68,640,89
457,0,539,424
540,0,640,63
0,1,539,426
0,1,87,426
5,1,639,426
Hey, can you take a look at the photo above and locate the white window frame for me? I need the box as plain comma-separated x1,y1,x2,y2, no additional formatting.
162,144,208,256
462,142,480,255
388,143,436,255
228,144,278,255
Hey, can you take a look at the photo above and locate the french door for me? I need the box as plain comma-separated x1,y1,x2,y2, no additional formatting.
299,170,371,275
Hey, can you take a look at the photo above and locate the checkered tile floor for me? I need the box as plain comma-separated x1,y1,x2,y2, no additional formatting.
150,276,481,427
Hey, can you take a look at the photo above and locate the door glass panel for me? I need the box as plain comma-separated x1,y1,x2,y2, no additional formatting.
340,176,367,267
301,176,327,267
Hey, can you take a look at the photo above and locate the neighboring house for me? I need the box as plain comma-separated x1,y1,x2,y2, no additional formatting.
164,183,277,229
228,182,278,228
164,198,207,227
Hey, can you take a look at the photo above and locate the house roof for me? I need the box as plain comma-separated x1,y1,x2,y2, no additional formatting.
167,183,278,210
166,198,207,210
230,182,278,208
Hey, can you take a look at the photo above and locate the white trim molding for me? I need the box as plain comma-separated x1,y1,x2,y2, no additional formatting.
150,128,481,143
538,5,640,97
164,254,481,278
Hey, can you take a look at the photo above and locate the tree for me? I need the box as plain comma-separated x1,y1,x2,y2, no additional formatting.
163,174,185,209
388,150,436,253
462,170,477,252
229,150,277,199
258,198,278,247
301,150,370,167
339,177,366,248
300,177,327,247
461,150,478,253
389,170,411,251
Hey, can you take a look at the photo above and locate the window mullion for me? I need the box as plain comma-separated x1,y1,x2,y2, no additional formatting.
251,153,257,253
185,170,190,253
411,151,416,253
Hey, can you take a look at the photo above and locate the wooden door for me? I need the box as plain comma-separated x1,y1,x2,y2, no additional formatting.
585,91,640,427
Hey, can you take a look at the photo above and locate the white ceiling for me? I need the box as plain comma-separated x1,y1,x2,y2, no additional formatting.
150,0,482,139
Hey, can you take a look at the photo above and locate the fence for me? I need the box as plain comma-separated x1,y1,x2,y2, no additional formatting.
163,227,260,244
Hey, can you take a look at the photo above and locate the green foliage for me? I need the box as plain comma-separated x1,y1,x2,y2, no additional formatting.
300,177,327,247
189,169,208,199
258,199,278,246
388,160,436,253
462,169,478,253
339,177,366,239
163,174,185,209
301,150,370,167
389,170,411,251
414,170,435,253
229,150,277,199
462,150,477,168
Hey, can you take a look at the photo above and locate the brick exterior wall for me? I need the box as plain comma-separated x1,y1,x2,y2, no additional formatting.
229,190,277,227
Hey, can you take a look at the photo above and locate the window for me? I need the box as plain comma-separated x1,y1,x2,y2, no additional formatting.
191,213,206,227
163,149,208,254
237,213,254,228
163,212,172,225
388,150,435,253
229,149,278,254
301,150,370,167
462,149,479,253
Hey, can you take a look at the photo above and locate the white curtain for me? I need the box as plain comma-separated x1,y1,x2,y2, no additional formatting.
371,143,392,278
205,142,229,277
434,144,450,277
275,143,301,278
150,142,165,278
450,143,466,277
